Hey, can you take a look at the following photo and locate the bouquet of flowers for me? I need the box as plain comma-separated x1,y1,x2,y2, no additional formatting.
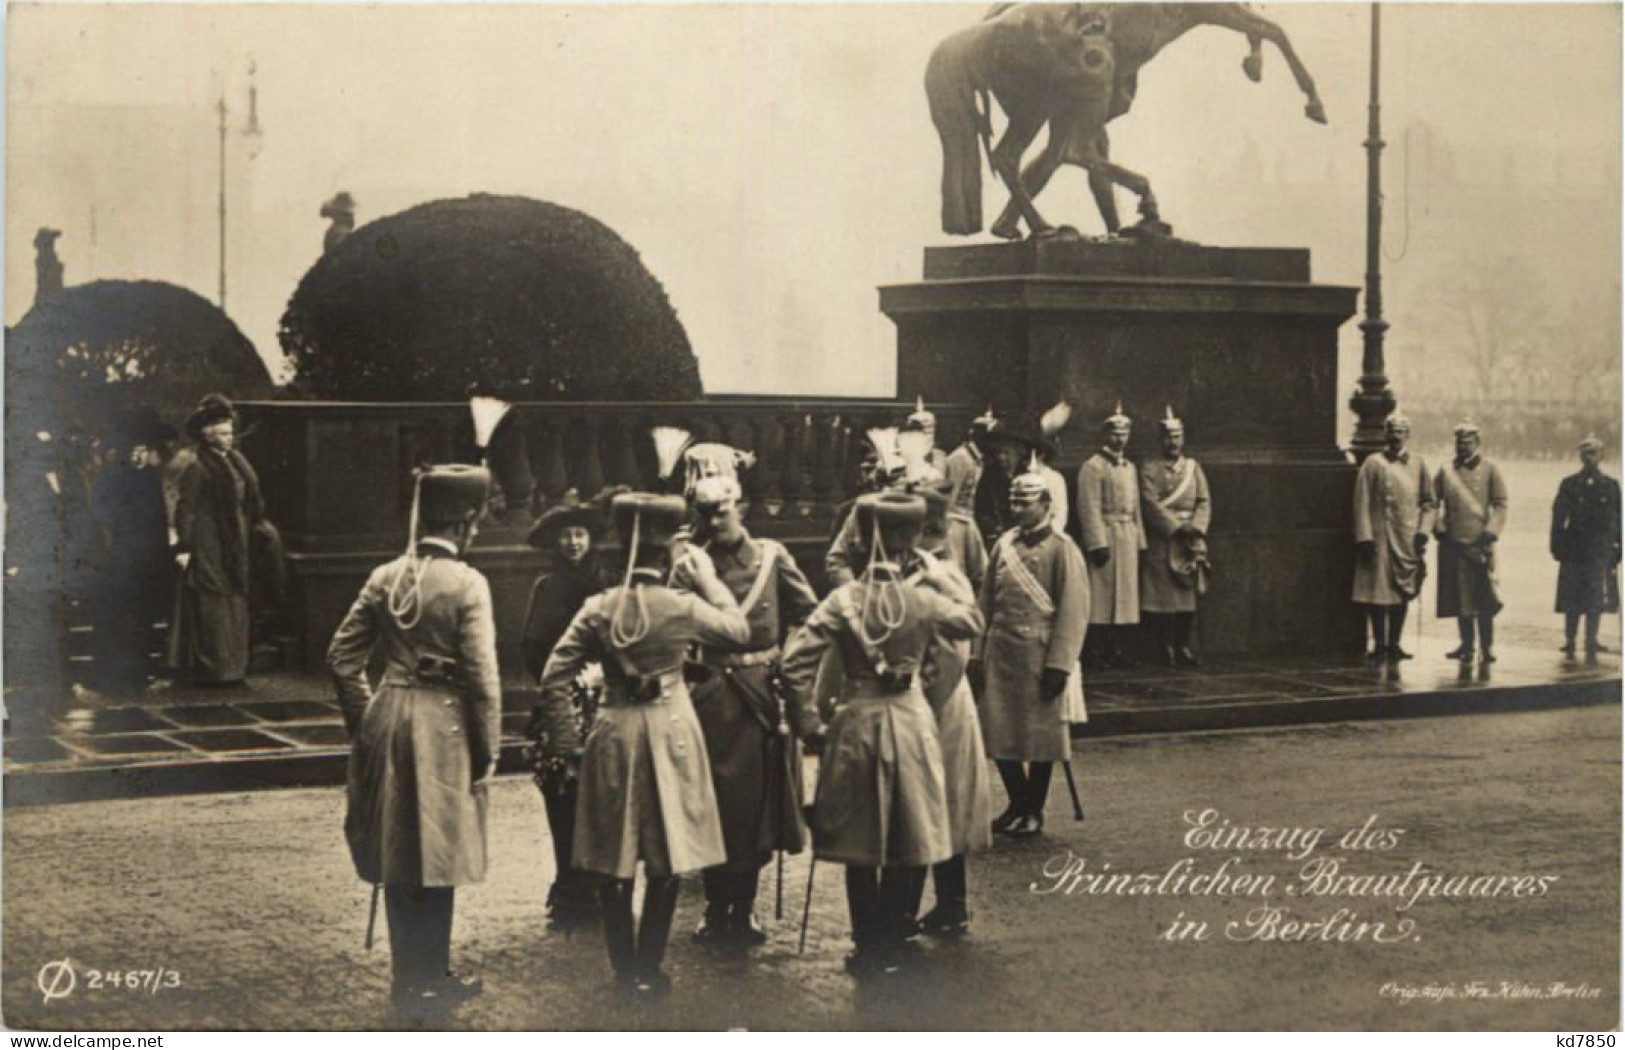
522,663,604,795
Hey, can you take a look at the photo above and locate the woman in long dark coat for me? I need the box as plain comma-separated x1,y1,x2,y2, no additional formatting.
520,489,613,926
86,407,175,694
167,394,264,686
1552,436,1622,657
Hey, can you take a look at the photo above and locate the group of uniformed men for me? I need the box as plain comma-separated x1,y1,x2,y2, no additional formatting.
322,398,1220,1016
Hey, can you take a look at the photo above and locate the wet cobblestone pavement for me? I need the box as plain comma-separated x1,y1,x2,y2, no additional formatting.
3,706,1617,1031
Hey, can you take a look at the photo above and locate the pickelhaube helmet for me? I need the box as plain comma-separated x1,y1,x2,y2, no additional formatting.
1160,404,1185,434
1104,400,1132,433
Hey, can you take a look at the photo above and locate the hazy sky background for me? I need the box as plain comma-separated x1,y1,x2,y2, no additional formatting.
7,2,1621,399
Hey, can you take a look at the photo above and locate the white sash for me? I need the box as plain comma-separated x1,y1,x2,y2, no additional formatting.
739,538,781,614
1442,463,1488,525
996,532,1056,617
1157,458,1196,512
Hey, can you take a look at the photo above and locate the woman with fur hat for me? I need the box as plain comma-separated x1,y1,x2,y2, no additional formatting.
167,393,265,686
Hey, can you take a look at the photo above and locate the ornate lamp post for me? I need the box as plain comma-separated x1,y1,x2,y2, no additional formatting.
1348,2,1395,459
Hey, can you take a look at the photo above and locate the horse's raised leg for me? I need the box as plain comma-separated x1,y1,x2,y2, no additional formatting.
1242,33,1263,82
1205,5,1327,124
988,107,1054,239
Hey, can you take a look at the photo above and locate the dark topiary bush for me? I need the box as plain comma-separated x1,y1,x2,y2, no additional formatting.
279,194,703,401
6,279,271,440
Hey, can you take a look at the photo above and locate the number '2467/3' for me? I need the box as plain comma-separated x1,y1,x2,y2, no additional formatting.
87,969,181,992
1556,1037,1614,1048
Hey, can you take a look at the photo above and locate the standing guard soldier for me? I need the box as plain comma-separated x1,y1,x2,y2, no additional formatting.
780,492,982,974
1140,407,1213,666
536,493,749,997
970,463,1089,837
1076,403,1145,667
1435,422,1509,664
1351,416,1433,661
1551,435,1621,658
903,396,949,472
671,446,820,945
327,465,499,1019
944,408,999,521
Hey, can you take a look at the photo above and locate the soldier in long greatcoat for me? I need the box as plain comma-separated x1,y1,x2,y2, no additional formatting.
1551,435,1621,657
1140,408,1213,666
1434,422,1509,663
780,492,982,974
671,455,819,946
536,493,748,997
906,483,993,934
1352,417,1435,661
327,465,499,1019
1076,404,1145,667
970,467,1089,837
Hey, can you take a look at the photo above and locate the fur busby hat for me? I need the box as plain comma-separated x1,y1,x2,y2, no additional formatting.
854,491,927,535
611,493,688,545
416,465,492,529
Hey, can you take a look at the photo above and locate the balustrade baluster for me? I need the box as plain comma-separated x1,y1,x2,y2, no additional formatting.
780,413,806,517
604,417,641,489
810,412,841,513
746,414,781,520
575,416,606,495
534,420,569,502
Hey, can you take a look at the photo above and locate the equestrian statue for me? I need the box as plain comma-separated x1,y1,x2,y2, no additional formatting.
926,3,1328,241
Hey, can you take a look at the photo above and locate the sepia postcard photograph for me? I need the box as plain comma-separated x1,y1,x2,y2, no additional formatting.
1,0,1620,1033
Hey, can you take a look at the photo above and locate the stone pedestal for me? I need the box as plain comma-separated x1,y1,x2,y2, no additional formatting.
881,239,1364,658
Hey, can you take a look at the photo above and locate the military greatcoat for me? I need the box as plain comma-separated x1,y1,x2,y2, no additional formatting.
328,546,504,888
1552,468,1622,614
1140,455,1214,614
1076,450,1146,624
913,551,993,854
1351,450,1435,607
537,576,749,879
670,533,819,871
1434,456,1509,618
780,559,982,867
975,523,1090,762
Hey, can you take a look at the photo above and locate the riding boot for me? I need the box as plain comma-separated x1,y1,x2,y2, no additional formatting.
1447,617,1475,660
598,878,638,989
1386,602,1410,659
1478,615,1496,661
1159,613,1179,666
878,866,920,953
1367,606,1388,659
635,875,681,995
843,866,884,972
1018,761,1054,832
1585,611,1602,655
1174,612,1200,666
693,868,731,943
1563,612,1581,655
729,868,767,945
922,854,970,933
993,760,1027,831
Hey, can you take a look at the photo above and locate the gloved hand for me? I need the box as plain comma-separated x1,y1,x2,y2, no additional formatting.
1481,531,1498,549
1087,547,1111,568
1040,667,1069,701
1357,539,1376,562
175,551,192,571
966,658,986,695
803,728,827,757
1413,533,1429,553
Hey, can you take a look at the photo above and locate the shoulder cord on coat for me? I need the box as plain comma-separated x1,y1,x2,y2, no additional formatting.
856,516,907,649
385,474,427,631
609,510,651,649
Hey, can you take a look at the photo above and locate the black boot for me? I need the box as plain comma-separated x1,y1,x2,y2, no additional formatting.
693,868,731,944
879,867,923,960
1009,762,1052,836
1478,615,1496,663
729,869,768,946
599,879,638,992
843,867,888,975
635,876,681,997
1446,618,1475,661
1386,603,1412,660
993,760,1027,833
1367,606,1389,661
921,855,970,935
1174,612,1200,666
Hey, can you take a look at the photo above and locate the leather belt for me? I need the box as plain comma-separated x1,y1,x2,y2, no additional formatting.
381,675,460,694
700,646,780,671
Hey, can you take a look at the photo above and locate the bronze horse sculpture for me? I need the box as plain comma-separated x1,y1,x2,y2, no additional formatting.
926,3,1328,240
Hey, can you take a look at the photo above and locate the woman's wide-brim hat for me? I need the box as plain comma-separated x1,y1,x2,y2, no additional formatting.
611,492,688,542
184,393,238,440
526,486,620,549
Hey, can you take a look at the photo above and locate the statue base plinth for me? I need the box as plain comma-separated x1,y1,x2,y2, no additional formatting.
881,240,1363,658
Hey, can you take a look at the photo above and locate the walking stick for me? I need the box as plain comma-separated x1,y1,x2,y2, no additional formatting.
798,853,818,954
364,882,381,950
1062,760,1084,821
